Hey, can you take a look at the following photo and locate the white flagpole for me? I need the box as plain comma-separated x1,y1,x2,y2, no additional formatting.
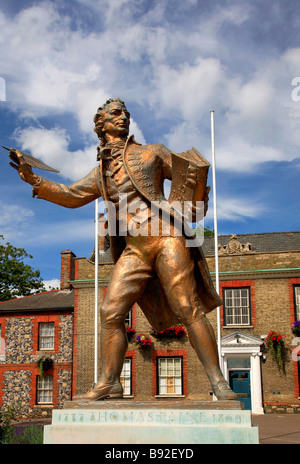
94,199,99,385
210,110,222,369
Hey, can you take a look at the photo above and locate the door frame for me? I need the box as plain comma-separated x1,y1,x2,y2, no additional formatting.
221,332,264,414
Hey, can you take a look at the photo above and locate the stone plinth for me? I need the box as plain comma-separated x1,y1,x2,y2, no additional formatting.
43,400,259,444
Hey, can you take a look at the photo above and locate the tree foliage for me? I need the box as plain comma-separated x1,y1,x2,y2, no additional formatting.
203,226,214,236
194,225,215,237
0,235,45,302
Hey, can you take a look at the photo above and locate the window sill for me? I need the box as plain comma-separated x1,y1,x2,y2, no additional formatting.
34,404,53,408
37,349,55,352
155,395,185,399
223,325,254,329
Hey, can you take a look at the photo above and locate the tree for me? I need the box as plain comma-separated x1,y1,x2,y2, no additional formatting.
194,225,215,238
204,226,214,237
0,235,45,302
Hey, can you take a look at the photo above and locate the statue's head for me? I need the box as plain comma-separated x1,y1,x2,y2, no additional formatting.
94,98,130,145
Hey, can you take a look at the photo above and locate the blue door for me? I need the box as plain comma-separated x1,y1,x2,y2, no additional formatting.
229,370,251,410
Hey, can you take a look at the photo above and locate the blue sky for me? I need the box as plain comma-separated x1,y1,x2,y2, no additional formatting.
0,0,300,289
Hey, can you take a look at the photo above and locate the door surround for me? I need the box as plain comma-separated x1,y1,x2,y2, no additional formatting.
221,331,264,414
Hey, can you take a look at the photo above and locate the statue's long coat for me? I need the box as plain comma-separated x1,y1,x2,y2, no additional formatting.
35,135,222,331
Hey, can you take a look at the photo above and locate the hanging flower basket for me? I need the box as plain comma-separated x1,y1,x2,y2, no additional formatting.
291,321,300,337
135,333,152,349
150,325,187,339
34,354,53,378
126,327,136,341
265,331,286,368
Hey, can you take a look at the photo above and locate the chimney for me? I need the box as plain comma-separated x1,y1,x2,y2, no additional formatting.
60,250,76,290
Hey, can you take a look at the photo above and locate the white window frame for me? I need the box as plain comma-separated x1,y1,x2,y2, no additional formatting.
37,375,53,404
224,288,251,326
124,309,132,328
39,322,55,350
295,286,300,321
120,358,132,396
0,324,5,362
157,357,183,396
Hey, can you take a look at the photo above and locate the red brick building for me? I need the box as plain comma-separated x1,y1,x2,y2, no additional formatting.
0,231,300,417
72,231,300,414
0,284,73,418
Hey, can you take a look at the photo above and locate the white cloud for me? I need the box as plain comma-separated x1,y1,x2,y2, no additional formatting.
0,201,35,241
129,119,146,145
68,85,108,135
1,0,300,176
164,120,208,155
14,126,97,181
0,3,145,132
215,138,284,173
0,77,6,101
43,279,60,290
205,195,266,223
160,47,300,172
150,58,224,120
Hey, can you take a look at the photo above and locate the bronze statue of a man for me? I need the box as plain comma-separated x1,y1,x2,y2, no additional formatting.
9,98,237,401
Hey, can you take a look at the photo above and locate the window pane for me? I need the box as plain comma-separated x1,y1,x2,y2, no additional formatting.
295,287,300,320
120,359,131,395
166,358,174,375
224,288,250,326
159,377,166,394
175,378,181,394
159,358,166,376
174,359,181,375
37,375,53,403
158,358,182,395
124,309,132,327
227,358,250,369
39,322,55,350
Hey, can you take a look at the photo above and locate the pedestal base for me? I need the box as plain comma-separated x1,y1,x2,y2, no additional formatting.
44,400,259,444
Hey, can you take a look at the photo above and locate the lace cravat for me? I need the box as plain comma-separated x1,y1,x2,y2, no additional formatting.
99,140,126,160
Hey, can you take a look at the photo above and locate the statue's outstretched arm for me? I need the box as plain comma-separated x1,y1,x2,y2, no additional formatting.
9,149,101,208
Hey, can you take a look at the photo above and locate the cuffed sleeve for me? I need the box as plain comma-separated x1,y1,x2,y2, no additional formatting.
32,167,101,208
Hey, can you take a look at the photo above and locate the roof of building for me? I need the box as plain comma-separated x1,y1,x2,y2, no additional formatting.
89,231,300,258
202,231,300,255
0,289,74,312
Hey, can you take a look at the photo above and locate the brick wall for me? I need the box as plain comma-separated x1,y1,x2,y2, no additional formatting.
289,278,300,398
0,310,73,418
72,247,300,410
60,250,76,290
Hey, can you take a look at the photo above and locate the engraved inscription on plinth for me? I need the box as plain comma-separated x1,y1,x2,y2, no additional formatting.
53,408,245,427
44,401,259,444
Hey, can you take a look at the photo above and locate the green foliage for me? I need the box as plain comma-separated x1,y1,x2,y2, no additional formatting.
194,225,214,237
0,403,21,442
0,403,43,444
0,235,45,302
2,422,44,444
34,354,53,378
265,330,286,369
203,226,214,237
